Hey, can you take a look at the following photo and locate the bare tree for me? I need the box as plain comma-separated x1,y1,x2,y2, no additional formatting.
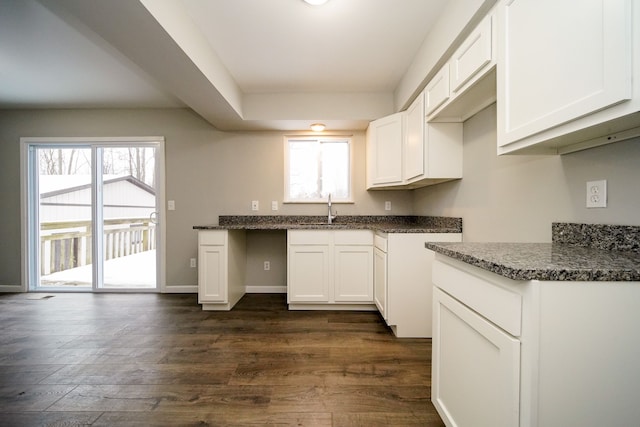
37,146,153,186
39,148,90,175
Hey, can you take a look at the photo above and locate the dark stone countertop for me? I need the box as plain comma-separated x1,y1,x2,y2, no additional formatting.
194,215,462,234
426,223,640,282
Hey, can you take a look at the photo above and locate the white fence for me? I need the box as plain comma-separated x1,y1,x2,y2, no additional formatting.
40,218,156,274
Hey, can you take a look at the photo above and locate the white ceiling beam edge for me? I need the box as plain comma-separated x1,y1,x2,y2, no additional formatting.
39,0,242,130
138,0,244,117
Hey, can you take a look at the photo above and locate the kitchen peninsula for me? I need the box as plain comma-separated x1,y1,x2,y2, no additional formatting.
425,223,640,427
194,215,462,338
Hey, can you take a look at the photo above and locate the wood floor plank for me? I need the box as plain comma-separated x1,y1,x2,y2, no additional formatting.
92,411,333,427
0,384,77,411
47,384,272,412
0,411,102,427
39,362,238,385
0,364,64,385
229,360,430,386
333,409,445,427
267,385,431,414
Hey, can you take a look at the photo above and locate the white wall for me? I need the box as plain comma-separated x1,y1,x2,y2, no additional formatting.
413,104,640,242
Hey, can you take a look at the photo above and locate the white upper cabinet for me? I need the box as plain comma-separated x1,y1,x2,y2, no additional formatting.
405,92,463,187
404,91,426,181
367,92,462,190
427,10,497,123
425,65,450,116
498,0,639,154
366,113,403,187
449,12,494,97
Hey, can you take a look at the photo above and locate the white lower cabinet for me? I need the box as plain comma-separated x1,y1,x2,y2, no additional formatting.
287,230,374,309
432,255,640,427
375,232,462,338
433,287,520,427
197,230,246,311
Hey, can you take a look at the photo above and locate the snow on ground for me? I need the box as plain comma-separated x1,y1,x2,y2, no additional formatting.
40,250,156,288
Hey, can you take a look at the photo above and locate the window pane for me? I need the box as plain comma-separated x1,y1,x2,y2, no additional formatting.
320,141,349,199
288,140,320,199
286,137,350,202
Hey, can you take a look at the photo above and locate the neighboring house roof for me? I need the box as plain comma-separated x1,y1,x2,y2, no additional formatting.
40,175,155,198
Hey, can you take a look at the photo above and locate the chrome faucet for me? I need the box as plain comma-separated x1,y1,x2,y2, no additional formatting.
328,193,337,224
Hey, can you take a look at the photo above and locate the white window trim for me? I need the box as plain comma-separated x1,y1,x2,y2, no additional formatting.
283,135,354,203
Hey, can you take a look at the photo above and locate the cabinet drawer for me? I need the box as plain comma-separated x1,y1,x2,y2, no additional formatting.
199,230,227,245
288,230,332,245
432,258,522,336
334,230,373,245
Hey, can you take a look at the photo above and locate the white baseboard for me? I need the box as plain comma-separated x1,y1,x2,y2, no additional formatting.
0,285,25,293
245,285,287,294
162,285,198,293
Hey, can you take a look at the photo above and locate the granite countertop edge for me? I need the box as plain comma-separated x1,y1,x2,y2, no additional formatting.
193,215,463,234
425,242,640,282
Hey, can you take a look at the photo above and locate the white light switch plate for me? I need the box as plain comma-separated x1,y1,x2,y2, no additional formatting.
168,200,175,211
586,180,607,208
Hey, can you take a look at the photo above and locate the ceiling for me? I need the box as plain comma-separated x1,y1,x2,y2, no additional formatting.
0,0,449,131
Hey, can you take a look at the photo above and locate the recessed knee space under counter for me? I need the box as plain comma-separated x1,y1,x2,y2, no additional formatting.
194,215,463,338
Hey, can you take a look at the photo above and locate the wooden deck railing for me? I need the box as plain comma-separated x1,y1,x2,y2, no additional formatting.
40,218,156,275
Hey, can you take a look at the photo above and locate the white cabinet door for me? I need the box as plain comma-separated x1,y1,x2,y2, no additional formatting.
432,287,521,427
425,64,450,116
334,245,373,302
450,12,493,95
198,244,226,303
498,0,632,148
404,92,425,181
367,113,403,186
373,246,387,319
287,245,330,302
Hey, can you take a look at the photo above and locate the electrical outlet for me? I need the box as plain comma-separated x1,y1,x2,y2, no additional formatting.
263,261,270,271
168,200,175,211
586,180,607,208
385,201,391,211
190,258,196,268
251,200,259,211
271,201,278,211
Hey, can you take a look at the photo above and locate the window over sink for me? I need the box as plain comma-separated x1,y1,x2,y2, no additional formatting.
284,136,352,203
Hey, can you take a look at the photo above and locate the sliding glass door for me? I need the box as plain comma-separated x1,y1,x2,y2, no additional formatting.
37,146,93,289
25,139,163,292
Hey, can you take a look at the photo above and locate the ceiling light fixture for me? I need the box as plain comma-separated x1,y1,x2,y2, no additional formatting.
303,0,329,6
310,123,326,132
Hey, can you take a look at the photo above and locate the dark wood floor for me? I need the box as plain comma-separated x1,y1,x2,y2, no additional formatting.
0,292,444,426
